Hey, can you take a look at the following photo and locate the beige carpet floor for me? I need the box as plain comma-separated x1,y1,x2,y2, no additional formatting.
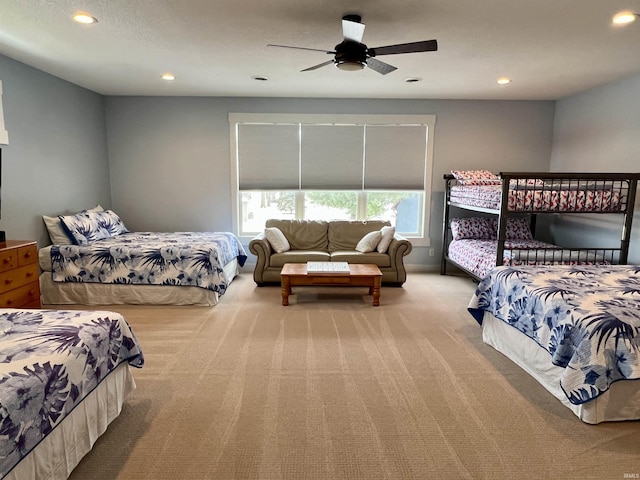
59,272,640,480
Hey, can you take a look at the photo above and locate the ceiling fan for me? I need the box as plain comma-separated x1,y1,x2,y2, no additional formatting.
267,14,438,75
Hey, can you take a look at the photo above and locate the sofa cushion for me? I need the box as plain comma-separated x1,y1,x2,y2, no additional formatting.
270,251,331,268
266,219,329,251
327,220,390,252
330,251,391,268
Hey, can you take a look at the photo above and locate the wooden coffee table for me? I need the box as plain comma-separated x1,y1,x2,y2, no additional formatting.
280,263,383,306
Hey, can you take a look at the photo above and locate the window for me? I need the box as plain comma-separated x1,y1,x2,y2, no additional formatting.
230,113,435,246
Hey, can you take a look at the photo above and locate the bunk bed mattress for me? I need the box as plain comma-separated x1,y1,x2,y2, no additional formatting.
449,184,623,212
0,308,144,478
42,231,246,300
447,238,607,279
467,264,640,422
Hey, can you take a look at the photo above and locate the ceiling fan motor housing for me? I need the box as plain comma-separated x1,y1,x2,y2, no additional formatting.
334,40,368,70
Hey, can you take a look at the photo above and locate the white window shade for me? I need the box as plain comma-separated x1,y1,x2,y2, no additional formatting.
238,124,299,190
301,125,364,190
233,114,434,193
364,125,426,190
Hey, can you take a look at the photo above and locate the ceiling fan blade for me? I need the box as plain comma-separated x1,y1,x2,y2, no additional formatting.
369,39,438,56
301,60,335,72
267,44,334,54
342,18,365,43
366,57,397,75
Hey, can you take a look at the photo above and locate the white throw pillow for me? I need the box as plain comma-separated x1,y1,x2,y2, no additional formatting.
355,230,383,253
376,226,396,253
264,227,290,253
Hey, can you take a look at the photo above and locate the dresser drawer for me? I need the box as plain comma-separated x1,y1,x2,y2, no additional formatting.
0,249,17,272
0,281,41,308
0,263,39,294
18,244,38,266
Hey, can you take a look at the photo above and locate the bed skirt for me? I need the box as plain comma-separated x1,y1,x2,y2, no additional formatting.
4,363,135,480
39,259,239,306
481,312,640,424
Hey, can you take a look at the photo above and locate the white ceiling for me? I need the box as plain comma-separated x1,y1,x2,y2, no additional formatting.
1,0,640,100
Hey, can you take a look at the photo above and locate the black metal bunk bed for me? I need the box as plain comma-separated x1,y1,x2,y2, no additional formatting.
441,172,639,281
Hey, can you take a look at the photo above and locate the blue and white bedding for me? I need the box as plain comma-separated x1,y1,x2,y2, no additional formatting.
50,232,247,295
468,265,640,405
0,308,144,478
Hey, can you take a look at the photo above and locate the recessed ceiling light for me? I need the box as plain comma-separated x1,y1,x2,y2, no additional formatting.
497,77,512,85
405,77,422,83
73,12,97,24
612,11,637,25
252,75,269,81
161,73,175,81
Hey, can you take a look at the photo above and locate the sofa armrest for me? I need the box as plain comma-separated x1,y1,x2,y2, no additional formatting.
386,234,413,284
249,233,272,284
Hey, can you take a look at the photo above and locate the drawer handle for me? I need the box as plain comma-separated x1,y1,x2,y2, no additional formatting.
26,272,34,278
4,279,13,285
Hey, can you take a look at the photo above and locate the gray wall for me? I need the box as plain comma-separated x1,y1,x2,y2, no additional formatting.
0,54,110,247
105,97,555,267
550,72,640,263
1,51,558,269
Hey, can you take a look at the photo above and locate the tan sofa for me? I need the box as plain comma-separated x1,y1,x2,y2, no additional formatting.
249,219,413,286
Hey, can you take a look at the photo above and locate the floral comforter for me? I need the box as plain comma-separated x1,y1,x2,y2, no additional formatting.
468,265,640,404
450,184,622,212
0,308,144,478
449,239,607,279
51,232,247,295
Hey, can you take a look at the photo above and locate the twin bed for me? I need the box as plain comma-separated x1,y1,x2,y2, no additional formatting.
40,208,247,306
468,264,640,424
446,170,640,423
1,308,144,479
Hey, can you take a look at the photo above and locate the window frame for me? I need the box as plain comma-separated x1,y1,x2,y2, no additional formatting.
229,113,435,247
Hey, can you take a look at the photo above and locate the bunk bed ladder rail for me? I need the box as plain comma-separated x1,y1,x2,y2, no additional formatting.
441,174,454,275
620,174,639,264
495,174,511,267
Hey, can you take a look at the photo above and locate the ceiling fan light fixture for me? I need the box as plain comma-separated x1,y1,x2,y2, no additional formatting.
336,60,365,71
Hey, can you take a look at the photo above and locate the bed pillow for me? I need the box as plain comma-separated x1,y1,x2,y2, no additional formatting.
355,230,383,253
99,210,130,237
504,217,534,240
376,226,396,253
59,208,128,245
264,227,290,253
451,169,501,185
43,205,104,245
450,217,496,240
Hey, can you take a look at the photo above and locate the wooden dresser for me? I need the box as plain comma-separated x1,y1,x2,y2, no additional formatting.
0,240,41,308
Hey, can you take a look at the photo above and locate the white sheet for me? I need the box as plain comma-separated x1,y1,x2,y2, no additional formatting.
4,363,135,480
481,312,640,424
